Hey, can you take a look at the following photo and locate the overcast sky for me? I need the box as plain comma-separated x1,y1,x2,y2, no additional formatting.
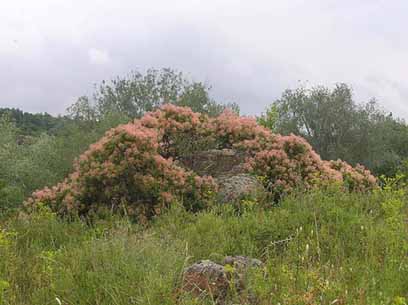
1,0,408,118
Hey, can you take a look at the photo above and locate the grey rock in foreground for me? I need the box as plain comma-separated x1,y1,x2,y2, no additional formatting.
181,260,229,303
181,256,263,304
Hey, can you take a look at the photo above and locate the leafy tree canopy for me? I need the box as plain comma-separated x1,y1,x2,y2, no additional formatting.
266,83,408,176
67,68,239,121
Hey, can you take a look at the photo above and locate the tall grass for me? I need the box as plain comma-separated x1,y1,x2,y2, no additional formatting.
1,186,408,304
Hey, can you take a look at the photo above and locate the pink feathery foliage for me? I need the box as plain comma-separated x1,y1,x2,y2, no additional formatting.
25,119,216,222
212,109,275,152
140,104,215,158
327,160,377,192
247,134,346,198
26,104,377,220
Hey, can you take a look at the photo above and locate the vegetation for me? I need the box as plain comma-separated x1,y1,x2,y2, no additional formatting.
2,69,408,304
2,184,408,304
0,108,66,136
0,69,236,212
266,84,408,177
26,105,375,220
68,68,239,122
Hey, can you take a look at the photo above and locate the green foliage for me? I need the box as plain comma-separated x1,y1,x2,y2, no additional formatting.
0,103,133,213
68,68,239,121
271,84,408,176
0,120,76,212
66,96,98,122
1,187,408,304
0,118,24,212
258,103,278,131
0,108,66,137
175,82,233,116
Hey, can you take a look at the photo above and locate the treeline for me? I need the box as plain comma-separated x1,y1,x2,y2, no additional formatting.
1,68,408,212
259,83,408,177
0,108,66,137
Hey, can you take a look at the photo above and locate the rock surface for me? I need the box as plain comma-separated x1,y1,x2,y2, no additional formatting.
216,174,265,203
180,149,265,203
180,149,246,177
181,256,263,304
181,260,229,302
223,255,263,270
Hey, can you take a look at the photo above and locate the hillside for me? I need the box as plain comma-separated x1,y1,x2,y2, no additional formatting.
0,108,67,136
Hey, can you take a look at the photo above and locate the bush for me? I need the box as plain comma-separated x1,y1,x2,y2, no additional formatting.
26,120,216,222
26,105,377,221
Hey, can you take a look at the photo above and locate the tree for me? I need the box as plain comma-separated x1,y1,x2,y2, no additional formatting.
68,68,239,122
270,83,408,176
258,104,278,131
273,84,358,162
66,96,97,122
0,108,66,136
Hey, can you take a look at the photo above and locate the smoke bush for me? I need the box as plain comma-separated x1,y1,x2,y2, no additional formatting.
26,119,216,222
26,105,377,220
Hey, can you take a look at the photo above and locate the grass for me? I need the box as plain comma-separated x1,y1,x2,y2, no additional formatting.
1,185,408,305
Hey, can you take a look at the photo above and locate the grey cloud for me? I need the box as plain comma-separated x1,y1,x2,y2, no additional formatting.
0,0,407,118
